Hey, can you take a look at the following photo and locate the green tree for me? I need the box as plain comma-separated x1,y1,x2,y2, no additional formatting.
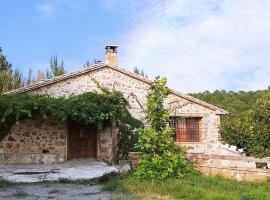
12,69,23,90
0,47,13,93
84,60,90,68
133,66,148,78
135,77,196,179
0,47,23,93
36,69,45,82
26,68,33,85
191,89,270,157
46,55,65,78
0,47,12,71
250,90,270,157
133,66,140,75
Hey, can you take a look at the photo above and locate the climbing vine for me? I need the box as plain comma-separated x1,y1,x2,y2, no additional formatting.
0,88,143,153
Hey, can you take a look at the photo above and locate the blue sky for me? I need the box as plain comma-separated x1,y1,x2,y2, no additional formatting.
1,0,137,73
1,0,270,92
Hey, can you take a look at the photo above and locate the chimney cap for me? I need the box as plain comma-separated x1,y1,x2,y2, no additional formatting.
105,45,118,52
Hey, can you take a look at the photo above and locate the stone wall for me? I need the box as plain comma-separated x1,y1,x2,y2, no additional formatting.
98,127,113,163
0,118,66,164
188,153,270,181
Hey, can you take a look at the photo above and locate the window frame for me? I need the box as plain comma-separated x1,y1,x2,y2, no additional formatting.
169,117,201,143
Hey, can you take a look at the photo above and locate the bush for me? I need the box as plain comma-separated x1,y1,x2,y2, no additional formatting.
135,127,196,178
134,77,197,179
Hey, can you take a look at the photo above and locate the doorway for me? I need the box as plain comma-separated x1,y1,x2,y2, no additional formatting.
67,121,97,160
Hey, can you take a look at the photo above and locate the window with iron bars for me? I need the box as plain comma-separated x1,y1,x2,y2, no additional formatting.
169,117,201,142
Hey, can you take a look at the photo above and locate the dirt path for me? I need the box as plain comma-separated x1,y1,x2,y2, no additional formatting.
0,183,112,200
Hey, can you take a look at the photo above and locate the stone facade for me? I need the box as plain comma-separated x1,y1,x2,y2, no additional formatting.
2,64,226,164
29,66,223,155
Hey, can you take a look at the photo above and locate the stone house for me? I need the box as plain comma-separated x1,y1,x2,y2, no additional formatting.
1,45,229,165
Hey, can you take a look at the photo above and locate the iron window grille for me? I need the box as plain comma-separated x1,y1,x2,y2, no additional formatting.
169,117,201,142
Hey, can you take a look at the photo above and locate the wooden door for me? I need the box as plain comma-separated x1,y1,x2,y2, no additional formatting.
67,121,97,160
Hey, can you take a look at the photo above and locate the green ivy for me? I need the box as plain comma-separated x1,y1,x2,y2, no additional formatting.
0,89,142,156
117,116,143,160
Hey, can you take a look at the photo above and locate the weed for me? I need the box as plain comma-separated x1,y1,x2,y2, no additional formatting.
0,178,12,189
12,191,29,198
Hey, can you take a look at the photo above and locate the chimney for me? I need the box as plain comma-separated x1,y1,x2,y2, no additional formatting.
105,45,118,67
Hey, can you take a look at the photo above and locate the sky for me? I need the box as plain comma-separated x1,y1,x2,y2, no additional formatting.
1,0,270,93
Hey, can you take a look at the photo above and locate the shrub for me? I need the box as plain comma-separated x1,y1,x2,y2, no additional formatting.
134,77,197,179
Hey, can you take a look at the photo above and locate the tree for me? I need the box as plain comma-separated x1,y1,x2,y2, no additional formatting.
12,69,23,90
0,47,12,71
26,68,33,85
46,69,52,79
133,67,148,78
0,47,23,93
249,90,270,157
134,67,140,75
36,70,45,82
191,89,270,157
47,55,65,78
0,69,12,94
84,60,90,68
0,47,13,93
135,77,196,179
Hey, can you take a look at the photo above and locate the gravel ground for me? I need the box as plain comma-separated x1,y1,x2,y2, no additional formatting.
0,183,112,200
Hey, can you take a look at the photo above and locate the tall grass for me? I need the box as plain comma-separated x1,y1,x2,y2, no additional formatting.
103,175,270,200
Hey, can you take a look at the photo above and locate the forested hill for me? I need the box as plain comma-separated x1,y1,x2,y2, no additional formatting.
190,88,270,157
189,89,267,114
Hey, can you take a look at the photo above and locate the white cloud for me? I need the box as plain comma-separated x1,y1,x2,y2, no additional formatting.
37,0,85,18
119,0,270,92
37,3,55,16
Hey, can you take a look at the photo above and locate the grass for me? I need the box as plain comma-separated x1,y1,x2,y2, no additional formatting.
103,175,270,200
12,191,29,198
0,178,12,189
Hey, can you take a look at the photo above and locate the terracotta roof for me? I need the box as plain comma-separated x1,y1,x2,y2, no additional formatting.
4,63,228,115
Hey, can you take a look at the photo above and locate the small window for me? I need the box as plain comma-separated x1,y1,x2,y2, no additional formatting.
169,117,201,142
